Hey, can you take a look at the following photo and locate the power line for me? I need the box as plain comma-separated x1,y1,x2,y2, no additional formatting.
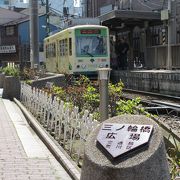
136,0,153,10
143,0,162,7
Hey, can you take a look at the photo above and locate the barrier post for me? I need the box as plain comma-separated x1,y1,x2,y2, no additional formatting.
98,68,111,122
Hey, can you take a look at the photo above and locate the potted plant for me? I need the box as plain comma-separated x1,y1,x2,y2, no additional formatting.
2,66,21,100
0,67,5,88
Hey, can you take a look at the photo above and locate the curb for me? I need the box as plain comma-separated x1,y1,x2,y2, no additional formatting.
14,98,81,180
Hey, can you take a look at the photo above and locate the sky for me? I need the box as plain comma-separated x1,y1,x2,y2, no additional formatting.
0,0,76,15
49,0,81,14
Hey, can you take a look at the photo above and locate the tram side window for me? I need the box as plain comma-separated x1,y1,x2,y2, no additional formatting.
46,43,56,58
64,39,68,56
46,45,48,58
59,39,68,56
52,43,56,57
69,38,72,56
62,39,65,56
59,40,63,56
47,44,51,58
50,44,52,57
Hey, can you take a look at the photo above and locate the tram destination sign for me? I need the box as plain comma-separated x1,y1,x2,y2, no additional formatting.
80,29,101,34
97,123,153,158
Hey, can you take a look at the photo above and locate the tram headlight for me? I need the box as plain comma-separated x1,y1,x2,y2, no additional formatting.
99,64,104,68
105,64,109,68
81,64,86,69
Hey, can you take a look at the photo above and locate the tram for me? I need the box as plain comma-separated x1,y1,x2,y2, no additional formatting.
44,25,110,75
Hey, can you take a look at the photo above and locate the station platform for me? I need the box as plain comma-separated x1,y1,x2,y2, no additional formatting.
0,97,73,180
111,69,180,96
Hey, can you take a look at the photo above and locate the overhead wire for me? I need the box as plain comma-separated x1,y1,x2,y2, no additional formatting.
162,0,167,9
135,0,153,10
143,0,162,7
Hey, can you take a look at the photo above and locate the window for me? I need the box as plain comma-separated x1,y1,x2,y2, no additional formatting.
76,36,107,57
46,43,56,58
69,38,72,56
59,38,68,56
46,45,48,58
64,39,68,55
4,0,10,5
6,26,14,36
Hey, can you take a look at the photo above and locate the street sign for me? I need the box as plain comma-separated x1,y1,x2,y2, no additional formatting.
97,123,153,158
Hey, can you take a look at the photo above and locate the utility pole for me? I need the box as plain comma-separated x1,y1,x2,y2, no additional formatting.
119,0,123,10
46,0,50,37
167,0,176,70
129,0,132,10
167,0,172,70
30,0,39,69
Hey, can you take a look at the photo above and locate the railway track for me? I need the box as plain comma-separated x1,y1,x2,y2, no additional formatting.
122,88,180,149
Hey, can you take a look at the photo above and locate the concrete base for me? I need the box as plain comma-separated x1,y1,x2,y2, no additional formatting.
31,73,66,89
81,115,170,180
2,76,20,100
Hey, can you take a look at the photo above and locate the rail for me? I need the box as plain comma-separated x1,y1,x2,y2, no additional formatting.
123,88,180,101
123,89,180,149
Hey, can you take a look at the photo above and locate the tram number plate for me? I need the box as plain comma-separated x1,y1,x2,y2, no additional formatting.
89,64,97,68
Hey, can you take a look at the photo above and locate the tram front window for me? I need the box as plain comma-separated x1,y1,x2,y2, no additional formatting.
76,36,107,57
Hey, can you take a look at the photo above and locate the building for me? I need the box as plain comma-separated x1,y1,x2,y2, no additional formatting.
0,7,27,66
0,0,29,8
83,0,180,69
0,6,59,66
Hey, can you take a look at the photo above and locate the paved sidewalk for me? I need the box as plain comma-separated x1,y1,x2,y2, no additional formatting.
0,98,73,180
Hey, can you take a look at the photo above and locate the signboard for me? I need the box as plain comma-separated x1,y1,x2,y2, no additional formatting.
65,18,100,28
97,123,153,158
80,29,101,34
161,9,169,20
0,45,16,53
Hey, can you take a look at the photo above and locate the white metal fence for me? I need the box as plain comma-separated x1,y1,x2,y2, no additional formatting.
20,82,99,165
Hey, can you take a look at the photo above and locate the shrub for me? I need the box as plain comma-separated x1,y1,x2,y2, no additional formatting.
2,66,20,77
167,146,180,179
108,81,124,116
20,67,36,80
83,85,100,112
116,97,142,115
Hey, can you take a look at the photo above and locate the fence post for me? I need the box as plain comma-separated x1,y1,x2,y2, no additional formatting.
80,115,170,180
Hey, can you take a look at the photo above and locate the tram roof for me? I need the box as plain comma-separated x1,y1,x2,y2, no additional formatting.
45,24,108,40
99,10,161,29
68,24,108,29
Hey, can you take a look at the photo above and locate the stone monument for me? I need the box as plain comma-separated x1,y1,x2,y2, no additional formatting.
80,115,170,180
